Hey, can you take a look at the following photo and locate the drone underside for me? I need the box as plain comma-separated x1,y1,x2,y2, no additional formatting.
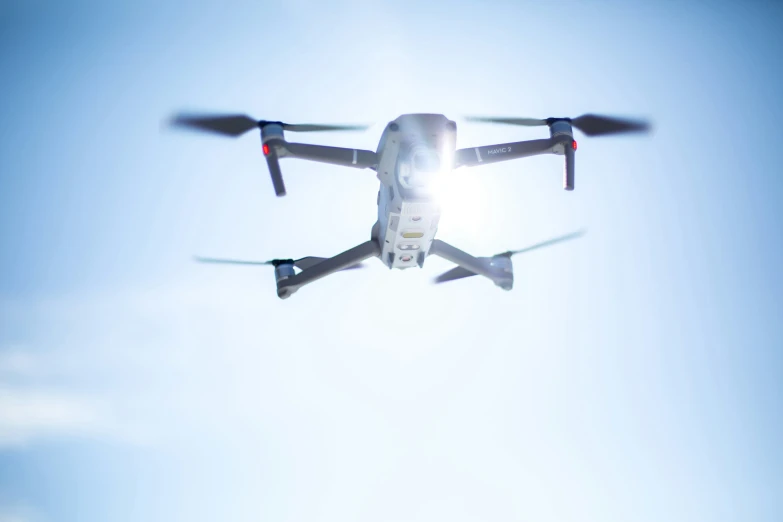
172,110,649,298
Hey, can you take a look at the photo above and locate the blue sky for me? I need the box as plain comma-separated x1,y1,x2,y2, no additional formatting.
1,1,782,521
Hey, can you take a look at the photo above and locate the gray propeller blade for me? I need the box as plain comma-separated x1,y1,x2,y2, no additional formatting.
170,112,369,137
282,123,370,132
194,256,364,271
465,116,548,126
171,114,259,137
497,229,586,257
466,113,650,136
433,230,585,284
570,114,650,136
194,256,275,266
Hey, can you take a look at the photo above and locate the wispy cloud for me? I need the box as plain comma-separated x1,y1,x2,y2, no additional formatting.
0,388,102,446
0,272,470,452
0,345,139,448
0,502,43,522
0,285,192,449
0,351,38,379
0,277,287,450
0,386,152,448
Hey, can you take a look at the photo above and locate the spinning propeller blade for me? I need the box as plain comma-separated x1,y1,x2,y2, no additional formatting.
571,114,650,136
466,114,650,136
433,230,586,284
170,112,370,137
170,114,259,137
194,256,364,271
465,116,548,127
193,256,275,266
496,229,586,257
282,123,370,132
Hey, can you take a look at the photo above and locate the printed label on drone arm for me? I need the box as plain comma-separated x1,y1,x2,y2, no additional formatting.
487,147,511,154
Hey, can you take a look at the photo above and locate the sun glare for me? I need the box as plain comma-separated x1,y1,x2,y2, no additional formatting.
431,167,491,236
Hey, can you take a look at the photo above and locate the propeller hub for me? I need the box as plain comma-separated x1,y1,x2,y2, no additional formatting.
274,261,296,283
548,119,573,138
260,122,285,143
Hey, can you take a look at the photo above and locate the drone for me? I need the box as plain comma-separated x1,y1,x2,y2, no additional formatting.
171,111,649,299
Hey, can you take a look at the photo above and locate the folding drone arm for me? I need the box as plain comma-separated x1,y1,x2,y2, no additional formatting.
167,113,377,196
276,240,381,299
454,133,577,189
272,140,378,169
454,136,570,169
429,240,513,290
260,138,378,196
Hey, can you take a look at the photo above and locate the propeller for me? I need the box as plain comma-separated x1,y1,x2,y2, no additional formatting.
466,114,650,136
494,229,586,257
170,113,370,138
433,230,586,284
194,256,364,271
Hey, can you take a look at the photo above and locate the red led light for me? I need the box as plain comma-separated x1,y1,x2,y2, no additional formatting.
572,140,577,151
262,143,270,155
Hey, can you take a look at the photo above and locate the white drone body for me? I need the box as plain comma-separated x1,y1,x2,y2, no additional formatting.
374,114,455,270
174,110,650,298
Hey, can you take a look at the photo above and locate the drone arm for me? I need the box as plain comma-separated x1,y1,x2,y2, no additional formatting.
277,141,378,169
454,136,569,168
429,240,512,289
276,240,381,298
